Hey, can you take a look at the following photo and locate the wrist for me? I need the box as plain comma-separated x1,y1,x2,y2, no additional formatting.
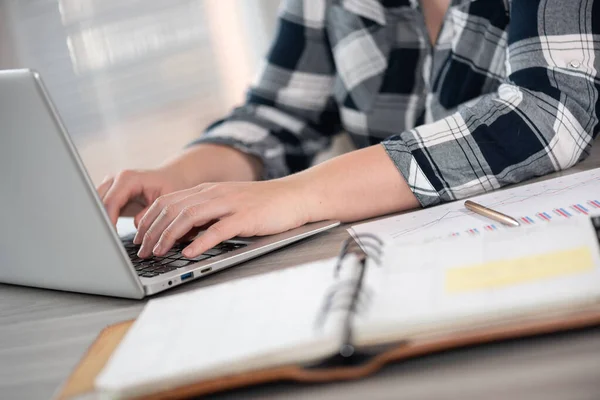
282,170,330,224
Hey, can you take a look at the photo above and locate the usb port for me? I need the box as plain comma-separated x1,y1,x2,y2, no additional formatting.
200,267,212,274
180,272,193,281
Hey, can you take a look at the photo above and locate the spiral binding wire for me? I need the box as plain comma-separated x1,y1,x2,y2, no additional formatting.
316,233,384,359
334,233,383,278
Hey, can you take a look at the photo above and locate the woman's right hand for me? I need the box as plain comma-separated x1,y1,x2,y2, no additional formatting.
97,168,185,227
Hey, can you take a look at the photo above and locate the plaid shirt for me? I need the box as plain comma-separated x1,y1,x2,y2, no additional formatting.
192,0,600,207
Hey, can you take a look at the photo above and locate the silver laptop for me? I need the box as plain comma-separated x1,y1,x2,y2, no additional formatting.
0,69,340,299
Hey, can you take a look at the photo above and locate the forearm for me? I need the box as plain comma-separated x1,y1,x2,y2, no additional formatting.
291,145,420,223
158,144,263,189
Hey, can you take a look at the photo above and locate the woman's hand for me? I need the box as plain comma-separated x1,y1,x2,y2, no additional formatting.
97,144,263,227
133,145,419,259
134,180,311,258
97,169,185,227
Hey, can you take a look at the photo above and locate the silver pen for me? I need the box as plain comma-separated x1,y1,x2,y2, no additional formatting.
464,200,521,227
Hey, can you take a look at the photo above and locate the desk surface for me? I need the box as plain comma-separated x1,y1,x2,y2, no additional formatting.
2,149,600,400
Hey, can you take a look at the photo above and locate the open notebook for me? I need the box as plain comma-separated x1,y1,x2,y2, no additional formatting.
91,217,600,399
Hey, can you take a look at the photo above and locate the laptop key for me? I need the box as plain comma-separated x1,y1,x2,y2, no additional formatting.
139,261,155,268
168,259,192,268
202,248,225,256
182,254,211,262
141,272,159,278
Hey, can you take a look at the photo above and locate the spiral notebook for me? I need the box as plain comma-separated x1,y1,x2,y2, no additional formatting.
60,218,600,400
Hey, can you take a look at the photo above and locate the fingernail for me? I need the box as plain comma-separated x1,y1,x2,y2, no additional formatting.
137,246,149,258
152,243,163,256
133,233,141,245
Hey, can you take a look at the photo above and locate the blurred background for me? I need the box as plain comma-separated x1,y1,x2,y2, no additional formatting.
0,0,284,184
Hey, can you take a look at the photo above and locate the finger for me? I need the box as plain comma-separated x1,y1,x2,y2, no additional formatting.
96,176,114,201
182,219,239,258
138,200,192,258
152,202,231,256
133,188,198,245
133,206,150,228
179,220,218,242
134,184,217,245
103,173,142,226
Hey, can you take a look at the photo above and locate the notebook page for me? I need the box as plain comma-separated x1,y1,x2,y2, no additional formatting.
96,258,347,398
354,219,600,345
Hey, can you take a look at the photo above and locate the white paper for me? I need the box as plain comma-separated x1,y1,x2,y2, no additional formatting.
354,219,600,344
96,258,349,397
350,168,600,246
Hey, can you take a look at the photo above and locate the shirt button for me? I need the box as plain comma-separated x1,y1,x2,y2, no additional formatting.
569,60,581,69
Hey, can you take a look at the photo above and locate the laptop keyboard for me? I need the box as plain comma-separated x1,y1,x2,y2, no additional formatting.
121,234,247,278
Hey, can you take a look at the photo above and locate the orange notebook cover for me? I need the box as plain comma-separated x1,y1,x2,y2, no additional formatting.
55,302,600,400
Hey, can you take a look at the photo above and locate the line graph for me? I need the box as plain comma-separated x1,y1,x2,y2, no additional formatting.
350,168,600,245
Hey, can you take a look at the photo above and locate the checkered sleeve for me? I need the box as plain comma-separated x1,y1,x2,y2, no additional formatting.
188,0,340,180
382,0,600,207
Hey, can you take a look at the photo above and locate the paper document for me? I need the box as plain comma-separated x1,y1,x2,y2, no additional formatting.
350,168,600,246
355,218,600,343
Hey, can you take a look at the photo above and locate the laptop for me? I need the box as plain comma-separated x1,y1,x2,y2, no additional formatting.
0,69,340,299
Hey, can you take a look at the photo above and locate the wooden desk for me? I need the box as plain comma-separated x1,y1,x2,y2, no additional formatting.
1,147,600,399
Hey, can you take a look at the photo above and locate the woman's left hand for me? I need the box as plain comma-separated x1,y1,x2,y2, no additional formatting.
133,180,311,258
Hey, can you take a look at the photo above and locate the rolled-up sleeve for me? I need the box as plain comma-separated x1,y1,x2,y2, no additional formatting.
382,0,599,207
189,0,341,180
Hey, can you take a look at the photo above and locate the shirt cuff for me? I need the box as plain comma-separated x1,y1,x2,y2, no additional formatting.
381,138,442,208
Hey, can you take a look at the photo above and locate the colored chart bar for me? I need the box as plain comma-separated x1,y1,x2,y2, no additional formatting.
537,212,550,221
571,204,589,215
